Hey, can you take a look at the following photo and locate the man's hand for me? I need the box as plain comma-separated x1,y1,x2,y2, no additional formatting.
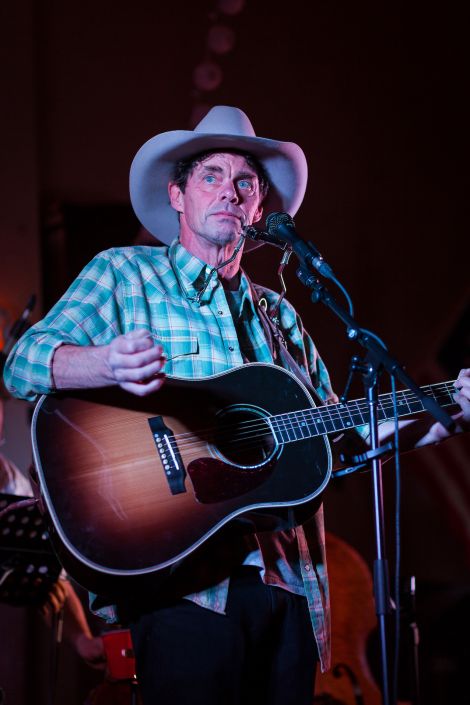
75,633,107,670
453,367,470,427
52,329,166,396
413,367,470,447
379,368,470,450
106,329,166,396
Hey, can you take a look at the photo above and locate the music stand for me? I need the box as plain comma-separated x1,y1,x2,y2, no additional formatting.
0,493,63,705
0,493,62,606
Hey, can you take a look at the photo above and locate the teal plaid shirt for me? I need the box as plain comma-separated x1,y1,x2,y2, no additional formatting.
4,240,339,671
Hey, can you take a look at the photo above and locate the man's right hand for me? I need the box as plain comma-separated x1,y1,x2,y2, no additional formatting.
52,329,166,396
107,329,166,395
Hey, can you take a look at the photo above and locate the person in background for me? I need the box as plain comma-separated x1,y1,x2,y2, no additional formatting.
0,386,106,669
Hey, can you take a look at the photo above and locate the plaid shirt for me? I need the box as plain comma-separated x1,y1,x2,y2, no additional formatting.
4,240,339,671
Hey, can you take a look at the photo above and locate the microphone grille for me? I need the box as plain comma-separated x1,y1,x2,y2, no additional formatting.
266,211,294,234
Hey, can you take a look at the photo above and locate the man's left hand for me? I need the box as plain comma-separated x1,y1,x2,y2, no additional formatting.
453,367,470,428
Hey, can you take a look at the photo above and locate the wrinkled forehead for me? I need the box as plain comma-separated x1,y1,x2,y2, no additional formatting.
193,151,259,176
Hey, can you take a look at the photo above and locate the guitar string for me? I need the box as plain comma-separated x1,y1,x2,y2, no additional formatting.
165,383,456,449
165,383,456,452
165,381,456,446
164,383,457,458
167,382,456,440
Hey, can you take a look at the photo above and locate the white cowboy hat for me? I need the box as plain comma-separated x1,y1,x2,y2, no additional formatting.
129,105,308,250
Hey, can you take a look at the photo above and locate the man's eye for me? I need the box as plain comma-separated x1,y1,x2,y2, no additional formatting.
238,180,253,190
204,174,217,184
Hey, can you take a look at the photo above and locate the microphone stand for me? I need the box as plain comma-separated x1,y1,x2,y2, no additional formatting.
292,262,455,705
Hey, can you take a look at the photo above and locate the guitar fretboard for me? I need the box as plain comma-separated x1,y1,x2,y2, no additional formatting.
269,381,456,443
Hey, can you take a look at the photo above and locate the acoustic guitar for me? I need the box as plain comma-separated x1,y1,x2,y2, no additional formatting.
31,362,455,595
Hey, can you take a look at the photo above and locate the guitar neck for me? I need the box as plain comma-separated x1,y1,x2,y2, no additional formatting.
271,380,456,443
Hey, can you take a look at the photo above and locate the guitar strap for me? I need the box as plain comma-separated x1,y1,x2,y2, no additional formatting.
246,277,328,528
248,280,370,464
247,276,325,407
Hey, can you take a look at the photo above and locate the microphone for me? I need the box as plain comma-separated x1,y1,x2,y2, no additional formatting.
265,212,334,279
242,225,289,250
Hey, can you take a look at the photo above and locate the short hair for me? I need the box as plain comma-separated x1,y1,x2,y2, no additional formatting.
171,149,270,200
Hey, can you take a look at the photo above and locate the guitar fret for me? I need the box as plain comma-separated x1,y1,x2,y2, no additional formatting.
347,400,366,426
322,405,344,433
311,409,327,435
394,393,412,418
377,399,389,421
298,410,312,438
276,413,297,443
430,389,454,406
338,402,355,429
285,415,295,442
393,395,414,417
271,380,456,446
273,415,291,443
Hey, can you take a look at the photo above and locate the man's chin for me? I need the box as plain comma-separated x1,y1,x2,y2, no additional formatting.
202,228,241,247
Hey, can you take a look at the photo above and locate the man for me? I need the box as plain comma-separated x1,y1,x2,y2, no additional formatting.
3,106,470,705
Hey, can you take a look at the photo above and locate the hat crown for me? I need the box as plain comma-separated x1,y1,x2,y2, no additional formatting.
194,106,256,138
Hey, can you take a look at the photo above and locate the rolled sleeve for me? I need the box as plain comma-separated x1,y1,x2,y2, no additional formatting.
3,251,124,401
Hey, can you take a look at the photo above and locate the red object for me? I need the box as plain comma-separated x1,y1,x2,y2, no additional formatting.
102,629,136,681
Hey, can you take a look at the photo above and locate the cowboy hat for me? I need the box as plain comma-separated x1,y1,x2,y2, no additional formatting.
129,105,308,249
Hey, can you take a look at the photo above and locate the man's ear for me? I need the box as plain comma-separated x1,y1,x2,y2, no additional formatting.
168,183,184,213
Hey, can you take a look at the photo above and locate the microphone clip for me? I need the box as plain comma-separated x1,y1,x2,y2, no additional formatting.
242,226,289,251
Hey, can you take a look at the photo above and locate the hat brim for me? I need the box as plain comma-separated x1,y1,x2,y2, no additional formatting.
129,130,307,252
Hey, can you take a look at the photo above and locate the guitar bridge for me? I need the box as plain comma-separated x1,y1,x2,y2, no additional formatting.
148,416,186,495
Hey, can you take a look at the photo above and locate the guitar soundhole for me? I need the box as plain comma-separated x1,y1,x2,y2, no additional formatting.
213,404,278,470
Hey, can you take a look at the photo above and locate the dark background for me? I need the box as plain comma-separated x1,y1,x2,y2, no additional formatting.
0,1,469,703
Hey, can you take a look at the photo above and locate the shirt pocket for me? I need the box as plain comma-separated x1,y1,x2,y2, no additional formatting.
156,334,199,365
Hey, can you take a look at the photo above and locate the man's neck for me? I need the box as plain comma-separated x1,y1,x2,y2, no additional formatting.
179,234,243,291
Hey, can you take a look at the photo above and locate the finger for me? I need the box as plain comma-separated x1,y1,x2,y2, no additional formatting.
112,331,157,355
456,368,470,384
120,374,166,397
110,345,165,371
453,391,470,414
113,357,166,384
454,375,470,393
44,591,62,614
124,329,152,339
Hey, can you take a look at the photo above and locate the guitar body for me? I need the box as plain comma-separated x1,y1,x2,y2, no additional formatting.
32,363,331,594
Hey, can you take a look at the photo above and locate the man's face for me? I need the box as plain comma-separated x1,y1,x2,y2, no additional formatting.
169,152,263,249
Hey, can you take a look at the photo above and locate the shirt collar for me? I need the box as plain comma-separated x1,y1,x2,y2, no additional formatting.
168,239,256,312
169,239,218,300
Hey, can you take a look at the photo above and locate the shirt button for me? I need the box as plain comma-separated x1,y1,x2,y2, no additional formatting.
218,310,224,315
228,346,234,352
304,564,311,572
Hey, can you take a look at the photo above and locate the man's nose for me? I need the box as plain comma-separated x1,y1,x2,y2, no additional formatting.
219,180,239,202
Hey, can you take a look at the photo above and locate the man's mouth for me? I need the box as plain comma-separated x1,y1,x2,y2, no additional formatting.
210,211,242,221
